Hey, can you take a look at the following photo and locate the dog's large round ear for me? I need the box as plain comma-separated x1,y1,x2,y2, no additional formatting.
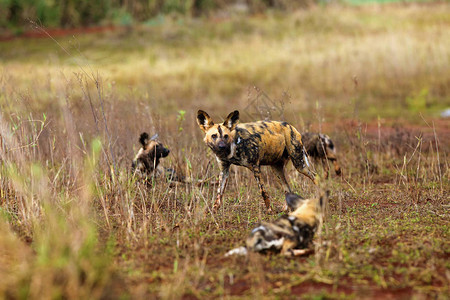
223,110,239,131
197,110,214,132
285,193,304,211
139,132,150,147
320,134,334,150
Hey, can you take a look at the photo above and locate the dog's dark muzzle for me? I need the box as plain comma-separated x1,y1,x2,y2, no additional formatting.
213,143,231,158
218,141,227,149
162,148,170,157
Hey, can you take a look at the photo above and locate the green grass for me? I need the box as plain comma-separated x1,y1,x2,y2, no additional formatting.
1,3,449,299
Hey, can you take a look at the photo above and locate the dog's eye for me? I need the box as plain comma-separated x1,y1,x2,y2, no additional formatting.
211,134,217,140
224,134,229,140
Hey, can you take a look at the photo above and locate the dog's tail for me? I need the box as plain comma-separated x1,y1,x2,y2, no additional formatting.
224,246,248,257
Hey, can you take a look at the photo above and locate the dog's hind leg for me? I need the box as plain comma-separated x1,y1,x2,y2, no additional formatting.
271,162,292,211
271,162,292,194
280,240,297,256
250,165,272,213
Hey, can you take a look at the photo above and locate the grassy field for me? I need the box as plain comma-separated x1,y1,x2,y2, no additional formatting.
1,3,449,299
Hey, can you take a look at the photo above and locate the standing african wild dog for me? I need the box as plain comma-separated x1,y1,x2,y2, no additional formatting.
301,132,342,179
196,110,317,212
131,132,180,181
225,191,328,257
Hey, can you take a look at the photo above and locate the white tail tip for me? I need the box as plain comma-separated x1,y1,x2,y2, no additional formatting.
225,246,248,257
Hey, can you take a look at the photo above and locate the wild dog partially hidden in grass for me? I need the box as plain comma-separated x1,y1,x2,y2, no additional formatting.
131,132,182,182
196,110,317,213
225,191,328,257
301,132,342,179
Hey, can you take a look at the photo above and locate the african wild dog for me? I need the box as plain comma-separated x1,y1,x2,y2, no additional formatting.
225,191,328,257
301,132,342,179
196,110,317,213
131,132,181,182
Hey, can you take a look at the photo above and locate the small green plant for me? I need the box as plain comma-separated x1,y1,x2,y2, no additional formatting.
177,109,186,132
406,88,429,112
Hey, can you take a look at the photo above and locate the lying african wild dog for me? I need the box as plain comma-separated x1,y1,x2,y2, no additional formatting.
301,132,342,179
225,191,328,257
196,110,317,213
131,132,182,182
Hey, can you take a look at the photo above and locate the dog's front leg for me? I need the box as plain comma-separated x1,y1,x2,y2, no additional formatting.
214,162,230,210
322,159,330,179
332,159,342,176
251,165,272,213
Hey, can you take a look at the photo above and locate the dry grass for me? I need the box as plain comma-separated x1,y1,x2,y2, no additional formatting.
0,3,449,299
1,3,449,118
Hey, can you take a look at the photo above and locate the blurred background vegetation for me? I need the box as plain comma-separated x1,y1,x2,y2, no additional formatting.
1,0,308,31
0,0,435,33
